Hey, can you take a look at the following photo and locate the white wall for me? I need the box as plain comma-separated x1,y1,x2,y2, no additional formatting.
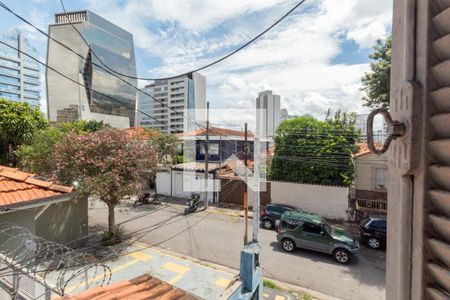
156,171,171,196
270,181,349,220
156,170,215,202
355,153,388,191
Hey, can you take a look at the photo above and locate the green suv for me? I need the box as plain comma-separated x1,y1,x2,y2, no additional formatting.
276,211,360,264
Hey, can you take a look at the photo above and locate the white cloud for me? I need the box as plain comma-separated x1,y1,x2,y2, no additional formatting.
83,0,391,121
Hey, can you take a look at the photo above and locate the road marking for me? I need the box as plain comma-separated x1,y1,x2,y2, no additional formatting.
274,295,286,300
131,242,234,276
263,292,270,298
65,252,152,294
162,262,189,284
214,277,231,288
128,251,152,261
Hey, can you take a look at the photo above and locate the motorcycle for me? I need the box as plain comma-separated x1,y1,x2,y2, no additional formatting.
133,192,152,207
184,193,201,215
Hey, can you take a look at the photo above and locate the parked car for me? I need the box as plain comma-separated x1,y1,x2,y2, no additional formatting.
359,215,387,249
276,210,360,264
260,203,296,229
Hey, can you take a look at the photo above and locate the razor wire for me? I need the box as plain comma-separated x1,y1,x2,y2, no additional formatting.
0,222,112,296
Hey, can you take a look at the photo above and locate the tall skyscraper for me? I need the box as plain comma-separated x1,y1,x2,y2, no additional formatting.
137,72,206,133
280,108,297,121
256,90,281,139
355,114,369,141
0,29,41,107
46,11,137,128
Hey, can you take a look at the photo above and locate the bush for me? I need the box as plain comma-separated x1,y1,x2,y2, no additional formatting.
101,225,125,245
263,279,280,290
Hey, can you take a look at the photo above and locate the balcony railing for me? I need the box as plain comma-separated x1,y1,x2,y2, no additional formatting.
355,198,387,212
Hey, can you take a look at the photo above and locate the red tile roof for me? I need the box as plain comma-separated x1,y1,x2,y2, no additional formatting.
0,165,73,210
354,142,383,157
123,127,160,140
57,274,199,300
176,127,254,138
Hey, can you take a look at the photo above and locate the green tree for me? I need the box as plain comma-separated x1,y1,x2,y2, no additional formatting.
17,127,63,177
361,36,392,109
54,128,157,235
17,120,110,176
149,133,180,168
0,99,48,165
58,119,110,133
270,115,358,186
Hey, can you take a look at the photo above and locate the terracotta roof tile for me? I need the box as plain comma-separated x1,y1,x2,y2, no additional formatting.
0,165,73,210
57,274,199,300
123,126,160,140
354,142,383,158
25,177,53,188
49,184,74,193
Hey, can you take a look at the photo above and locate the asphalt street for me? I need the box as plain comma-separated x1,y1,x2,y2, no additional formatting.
89,201,386,300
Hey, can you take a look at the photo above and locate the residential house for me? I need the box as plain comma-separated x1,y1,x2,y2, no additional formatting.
0,165,87,244
352,143,388,214
176,127,254,162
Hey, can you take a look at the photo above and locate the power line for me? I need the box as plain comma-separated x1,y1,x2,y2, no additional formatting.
0,40,211,140
0,204,172,272
0,1,206,133
58,0,308,81
1,212,210,285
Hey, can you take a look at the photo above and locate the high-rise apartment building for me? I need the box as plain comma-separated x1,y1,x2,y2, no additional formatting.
0,29,41,107
46,11,137,128
355,113,369,140
355,113,387,142
256,90,281,139
280,108,297,122
137,72,206,133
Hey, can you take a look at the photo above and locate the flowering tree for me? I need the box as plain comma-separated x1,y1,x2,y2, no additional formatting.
54,128,156,235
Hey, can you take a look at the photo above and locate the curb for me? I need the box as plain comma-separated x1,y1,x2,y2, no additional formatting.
135,243,341,300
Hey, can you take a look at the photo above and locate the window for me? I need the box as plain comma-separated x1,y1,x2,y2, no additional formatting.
199,142,219,155
374,168,387,190
267,205,282,215
302,222,322,235
369,220,387,230
281,219,299,230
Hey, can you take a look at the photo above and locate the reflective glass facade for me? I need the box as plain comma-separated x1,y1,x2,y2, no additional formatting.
0,29,41,107
47,11,137,128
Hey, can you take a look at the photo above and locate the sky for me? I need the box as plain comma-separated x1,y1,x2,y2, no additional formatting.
0,0,393,126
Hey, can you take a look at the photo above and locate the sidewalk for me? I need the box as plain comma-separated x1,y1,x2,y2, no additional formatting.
47,239,321,300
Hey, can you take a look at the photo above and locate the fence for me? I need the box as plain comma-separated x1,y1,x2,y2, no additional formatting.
0,259,58,300
355,198,388,213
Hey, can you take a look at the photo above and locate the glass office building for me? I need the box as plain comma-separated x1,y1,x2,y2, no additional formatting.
0,29,41,107
47,11,137,128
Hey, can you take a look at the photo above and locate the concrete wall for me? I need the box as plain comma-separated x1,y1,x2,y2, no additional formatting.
156,170,216,202
35,197,88,246
0,197,88,246
0,208,38,234
270,181,349,220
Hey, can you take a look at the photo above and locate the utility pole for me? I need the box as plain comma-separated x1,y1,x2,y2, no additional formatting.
243,123,248,245
252,135,260,243
204,102,210,210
